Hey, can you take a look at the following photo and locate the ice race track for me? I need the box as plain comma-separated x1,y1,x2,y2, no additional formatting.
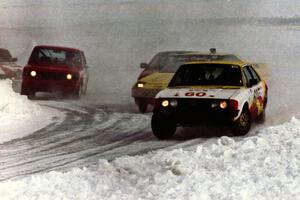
3,0,300,199
0,80,232,182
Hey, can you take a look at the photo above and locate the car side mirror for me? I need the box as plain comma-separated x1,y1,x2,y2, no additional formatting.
249,79,258,87
11,57,18,62
140,63,148,69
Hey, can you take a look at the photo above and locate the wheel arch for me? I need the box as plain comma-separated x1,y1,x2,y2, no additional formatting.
234,100,250,121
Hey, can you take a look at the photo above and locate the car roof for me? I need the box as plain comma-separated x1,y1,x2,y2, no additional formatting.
184,60,248,67
34,45,82,52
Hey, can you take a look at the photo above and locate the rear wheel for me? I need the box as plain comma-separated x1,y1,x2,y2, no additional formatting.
151,112,176,140
138,102,148,113
27,92,35,100
231,110,251,136
256,110,266,123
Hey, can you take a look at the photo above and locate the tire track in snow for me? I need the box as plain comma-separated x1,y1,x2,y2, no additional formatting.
0,101,267,181
0,102,153,181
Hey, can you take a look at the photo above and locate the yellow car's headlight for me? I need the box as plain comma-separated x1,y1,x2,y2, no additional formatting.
137,83,144,88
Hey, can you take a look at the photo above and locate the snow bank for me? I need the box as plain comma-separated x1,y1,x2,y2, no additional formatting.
0,80,62,143
2,119,300,199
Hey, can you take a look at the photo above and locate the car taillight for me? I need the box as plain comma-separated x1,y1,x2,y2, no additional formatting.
229,100,239,110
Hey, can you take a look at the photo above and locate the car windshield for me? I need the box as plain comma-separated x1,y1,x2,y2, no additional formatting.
0,49,12,62
28,48,82,67
169,64,244,87
147,52,193,72
148,53,242,72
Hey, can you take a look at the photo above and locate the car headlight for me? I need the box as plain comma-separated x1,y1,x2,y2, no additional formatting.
66,74,72,80
137,82,144,88
170,99,178,107
220,101,228,109
162,100,169,107
30,70,37,77
211,102,218,108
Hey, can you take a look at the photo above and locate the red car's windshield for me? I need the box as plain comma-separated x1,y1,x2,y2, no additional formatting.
28,48,82,67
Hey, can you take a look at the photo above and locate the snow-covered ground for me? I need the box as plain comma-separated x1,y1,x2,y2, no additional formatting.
1,118,300,200
2,1,300,199
0,80,63,144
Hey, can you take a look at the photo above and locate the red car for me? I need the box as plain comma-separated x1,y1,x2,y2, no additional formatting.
0,48,22,80
21,45,89,99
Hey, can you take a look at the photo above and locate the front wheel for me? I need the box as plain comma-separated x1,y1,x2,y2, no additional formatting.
73,82,83,99
27,93,36,100
151,112,176,140
230,110,251,136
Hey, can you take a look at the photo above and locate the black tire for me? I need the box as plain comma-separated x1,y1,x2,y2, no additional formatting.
230,110,251,136
27,93,35,100
256,110,266,123
73,82,83,99
151,112,176,140
82,81,88,95
138,102,148,113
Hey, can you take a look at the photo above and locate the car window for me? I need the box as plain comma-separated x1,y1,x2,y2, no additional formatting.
243,67,252,87
148,53,242,73
82,52,87,65
248,65,261,81
169,64,243,87
243,65,261,87
29,48,82,67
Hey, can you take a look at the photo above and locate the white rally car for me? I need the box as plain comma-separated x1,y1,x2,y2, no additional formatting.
151,60,268,139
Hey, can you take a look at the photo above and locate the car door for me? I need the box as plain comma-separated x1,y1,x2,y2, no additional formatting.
81,52,89,93
243,65,265,118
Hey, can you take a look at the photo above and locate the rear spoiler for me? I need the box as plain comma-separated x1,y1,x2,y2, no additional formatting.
251,63,270,82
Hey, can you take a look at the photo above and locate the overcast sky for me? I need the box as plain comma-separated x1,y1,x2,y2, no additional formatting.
0,0,300,28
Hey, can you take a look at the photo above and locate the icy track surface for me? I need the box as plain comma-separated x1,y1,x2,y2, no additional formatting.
0,80,63,144
2,118,300,200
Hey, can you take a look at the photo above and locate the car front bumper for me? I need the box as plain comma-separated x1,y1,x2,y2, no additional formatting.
154,99,239,126
21,78,79,95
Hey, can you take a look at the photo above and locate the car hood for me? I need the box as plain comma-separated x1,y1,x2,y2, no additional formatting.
156,87,242,99
137,72,174,90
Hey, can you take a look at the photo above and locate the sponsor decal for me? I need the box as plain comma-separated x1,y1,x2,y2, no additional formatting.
196,92,206,97
184,92,207,97
185,92,194,97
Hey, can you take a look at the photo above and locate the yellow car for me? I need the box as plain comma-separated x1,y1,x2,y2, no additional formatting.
132,49,261,112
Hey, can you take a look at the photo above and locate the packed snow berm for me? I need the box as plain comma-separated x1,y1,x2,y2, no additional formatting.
0,80,63,144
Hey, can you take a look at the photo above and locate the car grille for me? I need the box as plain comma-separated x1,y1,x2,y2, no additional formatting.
177,99,214,112
36,72,67,80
